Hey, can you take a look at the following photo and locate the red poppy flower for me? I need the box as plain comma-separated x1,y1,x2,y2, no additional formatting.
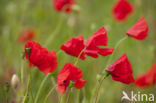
61,27,114,60
18,29,35,43
53,0,75,13
112,0,134,21
126,17,149,40
61,35,85,60
25,41,57,75
135,64,156,88
106,54,134,84
84,27,114,58
57,63,86,94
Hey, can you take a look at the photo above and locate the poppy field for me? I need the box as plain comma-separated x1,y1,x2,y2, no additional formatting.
0,0,156,103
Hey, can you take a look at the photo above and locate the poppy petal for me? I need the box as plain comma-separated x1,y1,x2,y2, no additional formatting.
98,48,114,56
106,54,134,84
127,17,148,40
75,80,86,89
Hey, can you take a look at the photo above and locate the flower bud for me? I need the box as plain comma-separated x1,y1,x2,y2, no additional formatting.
96,73,103,81
24,94,29,103
96,71,110,82
21,52,25,59
104,24,112,32
90,23,97,31
4,82,10,93
11,74,19,89
72,5,81,13
25,47,31,55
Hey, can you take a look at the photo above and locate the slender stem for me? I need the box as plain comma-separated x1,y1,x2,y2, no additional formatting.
58,95,63,103
82,88,87,103
51,77,56,85
21,59,24,85
94,36,128,103
29,69,34,103
43,85,57,103
104,36,128,72
34,74,50,103
57,50,62,55
44,14,63,47
76,90,80,103
66,88,71,103
22,73,31,103
94,76,107,103
74,47,86,66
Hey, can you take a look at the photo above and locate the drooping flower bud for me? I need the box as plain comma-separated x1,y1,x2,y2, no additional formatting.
96,71,110,82
4,82,10,93
11,74,19,89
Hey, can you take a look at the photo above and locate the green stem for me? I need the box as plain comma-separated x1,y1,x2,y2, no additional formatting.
77,90,80,103
51,77,56,85
94,36,128,103
43,85,57,103
22,73,31,103
66,88,71,103
82,88,87,103
21,59,24,85
58,95,63,103
94,75,107,103
34,74,50,103
74,47,86,66
44,14,63,47
57,50,62,55
29,69,34,103
104,36,128,72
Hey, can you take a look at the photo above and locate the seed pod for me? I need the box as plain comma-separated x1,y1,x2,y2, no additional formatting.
11,74,19,89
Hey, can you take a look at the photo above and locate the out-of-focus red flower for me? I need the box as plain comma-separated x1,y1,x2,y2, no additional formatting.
57,63,86,94
53,0,75,13
61,27,114,60
112,0,134,21
25,41,57,75
18,29,35,43
135,64,156,88
106,54,134,84
84,27,114,58
126,17,149,40
61,35,85,60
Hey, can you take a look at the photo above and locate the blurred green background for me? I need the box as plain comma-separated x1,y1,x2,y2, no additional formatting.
0,0,156,103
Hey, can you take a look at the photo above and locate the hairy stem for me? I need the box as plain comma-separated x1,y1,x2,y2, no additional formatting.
34,74,50,103
94,36,128,103
43,85,56,103
74,47,86,66
21,59,24,85
44,14,63,47
66,88,71,103
104,36,128,70
22,72,31,103
94,76,107,103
